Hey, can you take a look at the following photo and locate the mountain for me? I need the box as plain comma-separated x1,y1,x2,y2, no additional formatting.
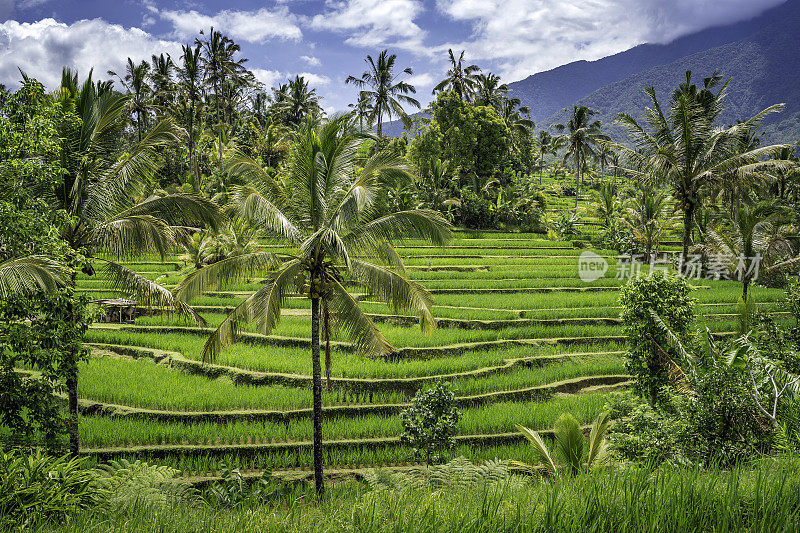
509,0,800,143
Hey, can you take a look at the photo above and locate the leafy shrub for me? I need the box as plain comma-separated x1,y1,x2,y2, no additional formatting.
93,459,194,511
0,450,101,529
364,457,509,492
399,381,460,465
457,190,493,229
619,273,695,405
204,462,289,508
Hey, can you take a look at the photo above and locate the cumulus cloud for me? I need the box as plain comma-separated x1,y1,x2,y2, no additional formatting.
436,0,786,81
0,18,182,89
310,0,427,52
300,55,321,66
159,7,302,43
407,72,434,88
252,68,330,89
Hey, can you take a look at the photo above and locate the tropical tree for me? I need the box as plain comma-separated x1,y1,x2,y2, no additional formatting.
473,73,507,109
108,58,152,141
591,182,619,229
345,50,420,137
0,256,67,298
347,90,375,132
149,53,175,116
621,189,678,257
698,201,799,300
175,44,204,191
612,71,790,266
274,76,322,127
173,116,451,495
433,49,481,101
534,131,561,183
554,105,609,207
513,411,611,477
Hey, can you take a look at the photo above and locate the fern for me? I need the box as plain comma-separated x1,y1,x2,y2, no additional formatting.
93,459,195,510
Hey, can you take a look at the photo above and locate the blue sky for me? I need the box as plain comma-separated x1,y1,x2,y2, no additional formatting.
0,0,785,111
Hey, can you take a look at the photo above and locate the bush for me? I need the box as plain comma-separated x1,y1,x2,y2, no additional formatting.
0,450,102,529
619,273,696,405
457,190,493,229
399,381,460,465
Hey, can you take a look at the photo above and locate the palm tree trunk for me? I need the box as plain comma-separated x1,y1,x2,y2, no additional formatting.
324,301,332,392
742,279,749,302
67,371,79,456
574,158,581,209
681,202,695,273
310,297,325,496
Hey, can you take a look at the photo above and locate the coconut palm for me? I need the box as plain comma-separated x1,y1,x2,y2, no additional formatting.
275,75,322,127
554,106,609,208
621,189,678,257
149,53,175,116
698,201,799,300
174,116,451,495
473,73,507,109
611,71,790,267
175,44,204,191
0,256,67,298
433,49,481,101
346,50,420,137
535,131,561,184
108,58,152,141
592,182,619,229
513,411,611,477
347,90,375,133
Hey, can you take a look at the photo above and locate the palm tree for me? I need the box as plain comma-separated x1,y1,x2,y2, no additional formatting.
621,189,678,257
433,49,481,101
535,131,561,184
347,90,375,132
149,53,174,117
108,58,152,141
175,44,204,191
699,201,799,300
612,71,790,267
52,71,221,454
591,182,619,229
595,143,615,177
512,411,610,477
554,105,609,208
346,50,420,137
275,75,322,127
473,73,507,109
174,116,451,495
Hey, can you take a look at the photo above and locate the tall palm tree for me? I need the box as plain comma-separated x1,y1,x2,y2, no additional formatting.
347,90,375,132
275,75,322,127
699,201,799,300
591,182,619,229
108,58,152,141
149,53,175,117
621,189,678,257
473,73,507,110
44,70,220,455
174,116,451,495
612,71,790,266
554,106,608,207
346,50,420,137
433,49,481,101
535,131,561,184
175,44,204,191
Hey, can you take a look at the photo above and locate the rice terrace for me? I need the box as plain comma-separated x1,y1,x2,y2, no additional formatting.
2,0,800,531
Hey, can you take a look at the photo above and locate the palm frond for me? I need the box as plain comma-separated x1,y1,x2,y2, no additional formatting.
120,193,224,233
202,260,302,362
515,424,557,476
173,251,280,303
230,185,301,242
103,260,205,325
586,411,611,468
327,276,393,356
348,259,435,334
0,256,68,298
89,215,174,259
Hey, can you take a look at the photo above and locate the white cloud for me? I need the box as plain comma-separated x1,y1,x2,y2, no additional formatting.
310,0,427,52
407,72,434,88
159,7,302,43
435,0,786,81
300,55,320,66
252,68,330,89
0,18,182,89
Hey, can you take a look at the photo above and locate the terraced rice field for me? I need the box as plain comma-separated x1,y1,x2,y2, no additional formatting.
75,235,786,479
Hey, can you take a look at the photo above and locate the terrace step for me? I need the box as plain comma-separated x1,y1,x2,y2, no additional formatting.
82,422,603,461
78,372,629,423
87,342,625,393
